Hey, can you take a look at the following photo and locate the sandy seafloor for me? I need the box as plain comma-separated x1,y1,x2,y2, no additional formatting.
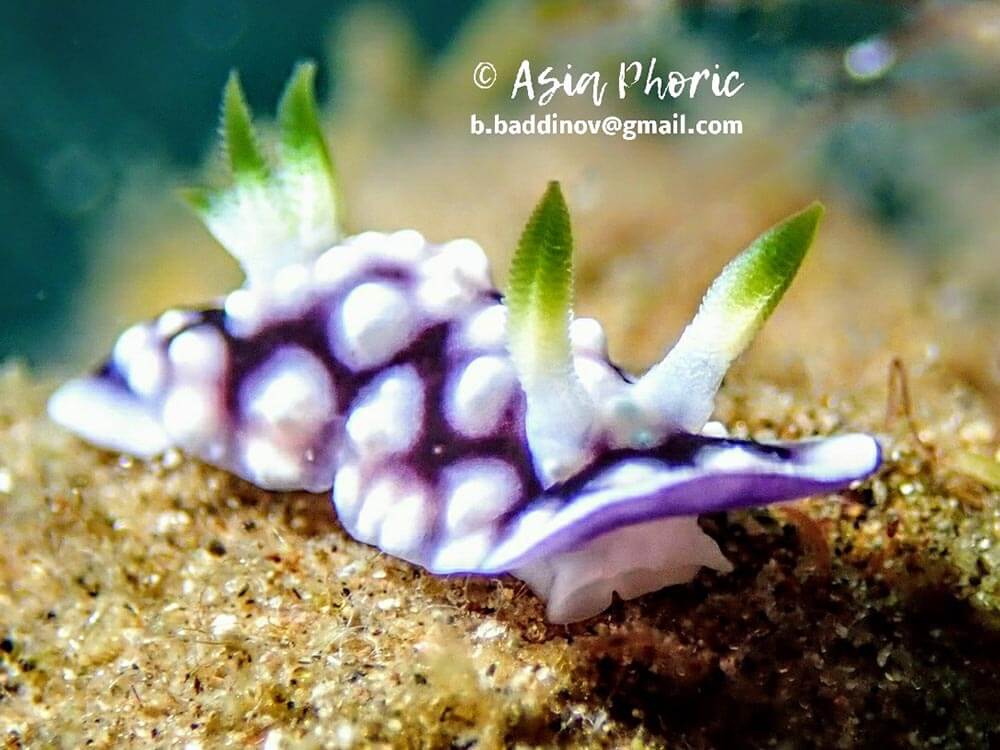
2,200,1000,747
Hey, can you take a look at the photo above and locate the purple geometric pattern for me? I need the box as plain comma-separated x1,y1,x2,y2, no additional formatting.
48,231,881,622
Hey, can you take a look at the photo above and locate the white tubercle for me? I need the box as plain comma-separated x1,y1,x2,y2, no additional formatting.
354,473,404,542
701,420,729,438
343,230,388,251
113,323,155,367
335,281,415,370
125,350,168,399
313,244,369,290
459,304,507,352
345,365,424,456
443,459,521,535
331,229,430,268
156,309,198,338
385,229,429,264
415,277,462,318
114,323,167,399
243,347,334,438
434,238,492,289
223,288,265,336
168,325,228,382
378,488,433,559
161,384,223,450
446,355,518,438
332,460,363,521
573,356,626,404
242,435,310,490
569,317,608,356
415,239,490,318
432,528,495,573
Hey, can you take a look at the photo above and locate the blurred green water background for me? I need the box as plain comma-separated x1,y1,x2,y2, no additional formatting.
0,0,478,362
1,0,997,365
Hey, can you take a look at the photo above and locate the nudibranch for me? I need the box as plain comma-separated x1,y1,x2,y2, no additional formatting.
49,64,881,623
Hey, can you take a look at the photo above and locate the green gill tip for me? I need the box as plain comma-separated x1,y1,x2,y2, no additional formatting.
180,62,342,283
277,62,332,170
221,70,270,184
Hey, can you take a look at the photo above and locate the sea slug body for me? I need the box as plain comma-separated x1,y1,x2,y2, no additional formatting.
48,65,881,623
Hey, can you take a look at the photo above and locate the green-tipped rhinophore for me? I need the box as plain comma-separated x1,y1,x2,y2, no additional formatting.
505,182,594,485
182,62,341,286
506,181,576,382
704,201,822,346
634,202,824,431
